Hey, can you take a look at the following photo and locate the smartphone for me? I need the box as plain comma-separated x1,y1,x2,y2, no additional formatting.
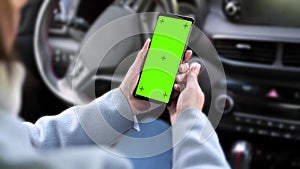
134,13,194,104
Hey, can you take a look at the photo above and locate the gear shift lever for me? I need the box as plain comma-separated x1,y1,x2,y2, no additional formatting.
230,141,252,169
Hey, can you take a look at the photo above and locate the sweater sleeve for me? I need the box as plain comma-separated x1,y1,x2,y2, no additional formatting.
23,88,135,149
0,109,133,169
172,108,230,169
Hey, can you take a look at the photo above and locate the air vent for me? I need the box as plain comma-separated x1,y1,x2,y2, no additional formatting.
283,43,300,67
214,39,277,64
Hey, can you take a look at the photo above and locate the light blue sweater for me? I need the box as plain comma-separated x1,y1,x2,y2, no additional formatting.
0,88,230,169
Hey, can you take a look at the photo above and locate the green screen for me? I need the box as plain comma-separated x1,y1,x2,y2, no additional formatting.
136,15,192,103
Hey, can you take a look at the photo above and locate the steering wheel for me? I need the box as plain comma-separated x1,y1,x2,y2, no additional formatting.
34,0,221,117
34,0,179,105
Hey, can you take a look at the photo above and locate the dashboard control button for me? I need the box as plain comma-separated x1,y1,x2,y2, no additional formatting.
270,132,280,137
69,55,74,61
266,88,279,99
267,121,273,127
256,150,262,156
224,1,240,16
256,120,262,125
283,133,292,139
245,118,252,124
235,116,241,122
258,129,268,135
248,128,255,134
289,125,296,131
277,123,284,129
294,91,300,100
215,94,234,114
62,53,67,62
236,126,242,132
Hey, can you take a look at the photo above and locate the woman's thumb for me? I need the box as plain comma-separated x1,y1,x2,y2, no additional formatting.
186,63,201,88
133,39,151,69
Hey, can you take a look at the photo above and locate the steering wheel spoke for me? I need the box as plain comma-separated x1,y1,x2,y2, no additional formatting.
47,37,79,78
48,37,80,53
94,74,123,84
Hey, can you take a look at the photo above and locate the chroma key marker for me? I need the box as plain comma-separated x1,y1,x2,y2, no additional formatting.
139,86,144,92
184,23,188,29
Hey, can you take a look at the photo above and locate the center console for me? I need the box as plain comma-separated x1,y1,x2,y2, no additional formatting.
218,80,300,140
203,0,300,168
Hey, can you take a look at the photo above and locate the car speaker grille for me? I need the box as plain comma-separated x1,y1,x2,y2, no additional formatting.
283,43,300,67
214,39,277,64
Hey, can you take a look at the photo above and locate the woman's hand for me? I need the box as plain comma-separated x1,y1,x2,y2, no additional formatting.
120,40,194,116
120,40,151,115
168,61,205,125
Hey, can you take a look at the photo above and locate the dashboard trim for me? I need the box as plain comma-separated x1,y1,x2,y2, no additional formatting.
212,35,300,73
212,34,300,44
220,57,300,73
235,112,300,125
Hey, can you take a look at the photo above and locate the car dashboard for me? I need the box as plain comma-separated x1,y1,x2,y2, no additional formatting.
204,0,300,168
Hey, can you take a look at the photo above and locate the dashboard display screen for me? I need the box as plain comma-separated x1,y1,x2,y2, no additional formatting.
239,0,300,28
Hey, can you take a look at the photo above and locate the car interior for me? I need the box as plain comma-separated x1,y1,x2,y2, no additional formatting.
16,0,300,168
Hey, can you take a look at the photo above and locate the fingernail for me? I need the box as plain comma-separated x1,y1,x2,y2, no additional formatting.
174,84,179,90
179,65,183,71
146,39,151,44
191,63,201,73
143,39,151,49
180,63,188,71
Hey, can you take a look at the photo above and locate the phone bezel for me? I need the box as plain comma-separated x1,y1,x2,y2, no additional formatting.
133,13,195,105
